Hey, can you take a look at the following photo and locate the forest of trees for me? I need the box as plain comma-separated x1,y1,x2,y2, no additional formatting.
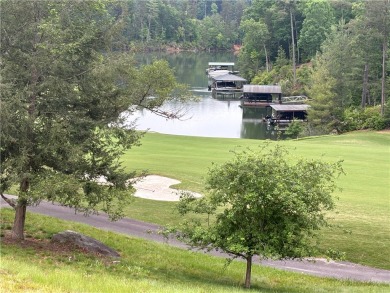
110,0,246,51
110,0,389,133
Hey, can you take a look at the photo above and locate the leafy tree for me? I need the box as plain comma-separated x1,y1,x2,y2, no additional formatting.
359,0,390,116
305,18,363,134
298,0,335,61
322,22,362,107
173,145,343,289
220,0,246,43
285,120,304,139
0,0,187,240
244,0,304,63
197,13,233,50
342,106,387,131
238,18,270,78
306,1,389,133
146,0,159,42
251,47,294,94
330,0,355,24
344,1,388,109
211,2,218,15
306,54,340,133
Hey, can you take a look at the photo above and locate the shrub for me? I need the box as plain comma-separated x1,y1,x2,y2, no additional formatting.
342,106,386,132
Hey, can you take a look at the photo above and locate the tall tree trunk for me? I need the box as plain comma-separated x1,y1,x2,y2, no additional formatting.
362,63,369,108
290,5,296,87
381,0,389,116
264,45,269,72
381,37,387,116
12,16,41,240
294,9,300,64
11,177,30,240
244,255,252,289
11,201,27,240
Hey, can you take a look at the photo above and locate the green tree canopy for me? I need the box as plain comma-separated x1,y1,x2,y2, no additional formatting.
298,0,335,61
306,0,390,133
0,0,187,240
238,18,269,78
173,145,343,288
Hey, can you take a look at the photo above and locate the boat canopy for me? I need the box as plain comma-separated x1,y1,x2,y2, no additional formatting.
243,85,282,94
208,62,235,67
270,104,310,112
212,74,247,82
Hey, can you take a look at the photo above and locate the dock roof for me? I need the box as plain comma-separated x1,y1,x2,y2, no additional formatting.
243,85,282,94
212,74,247,82
270,104,310,112
208,62,235,66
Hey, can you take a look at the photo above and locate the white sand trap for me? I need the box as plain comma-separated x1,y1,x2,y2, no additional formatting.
132,175,202,202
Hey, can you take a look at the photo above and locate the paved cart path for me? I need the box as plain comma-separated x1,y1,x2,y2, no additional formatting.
1,197,389,284
2,176,389,283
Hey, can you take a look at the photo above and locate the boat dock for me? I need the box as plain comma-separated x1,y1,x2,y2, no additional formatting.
206,62,246,99
210,73,247,99
240,85,282,107
267,104,310,126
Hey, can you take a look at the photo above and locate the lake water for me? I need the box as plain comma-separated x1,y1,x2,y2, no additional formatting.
130,52,278,140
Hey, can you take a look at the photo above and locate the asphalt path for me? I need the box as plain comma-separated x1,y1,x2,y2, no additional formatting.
1,197,389,284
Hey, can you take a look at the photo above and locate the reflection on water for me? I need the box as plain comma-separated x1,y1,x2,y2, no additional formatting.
241,107,274,140
130,52,281,140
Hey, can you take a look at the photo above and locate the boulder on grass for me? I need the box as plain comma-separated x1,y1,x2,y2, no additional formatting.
51,230,120,258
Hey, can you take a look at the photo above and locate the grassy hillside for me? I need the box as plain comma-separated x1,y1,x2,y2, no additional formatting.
122,131,390,269
1,131,389,292
1,209,389,293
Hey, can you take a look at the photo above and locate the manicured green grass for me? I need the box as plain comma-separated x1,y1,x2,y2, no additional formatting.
122,131,390,269
1,209,389,293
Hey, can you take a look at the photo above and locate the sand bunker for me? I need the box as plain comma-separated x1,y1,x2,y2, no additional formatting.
132,175,202,202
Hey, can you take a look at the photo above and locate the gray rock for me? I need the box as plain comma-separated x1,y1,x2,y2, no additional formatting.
51,230,120,258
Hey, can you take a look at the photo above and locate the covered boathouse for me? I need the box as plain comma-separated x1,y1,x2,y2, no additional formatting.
267,104,310,126
240,85,282,107
210,73,247,99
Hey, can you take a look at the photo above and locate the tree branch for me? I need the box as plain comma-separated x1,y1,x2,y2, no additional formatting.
1,193,16,208
140,105,187,120
223,248,246,259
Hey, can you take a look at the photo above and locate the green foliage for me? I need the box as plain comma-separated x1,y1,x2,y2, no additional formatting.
250,48,311,95
305,0,390,133
298,0,335,61
295,63,312,93
0,0,187,237
118,0,245,50
2,209,388,292
285,120,304,139
196,13,237,50
306,54,342,134
251,47,290,86
173,145,343,288
342,106,387,132
242,0,301,64
238,18,269,78
239,0,387,129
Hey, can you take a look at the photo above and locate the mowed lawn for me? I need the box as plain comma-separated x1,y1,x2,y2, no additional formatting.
1,210,389,293
1,131,389,292
122,131,390,269
0,209,390,293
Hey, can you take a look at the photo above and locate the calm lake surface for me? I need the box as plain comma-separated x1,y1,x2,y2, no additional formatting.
130,52,277,140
